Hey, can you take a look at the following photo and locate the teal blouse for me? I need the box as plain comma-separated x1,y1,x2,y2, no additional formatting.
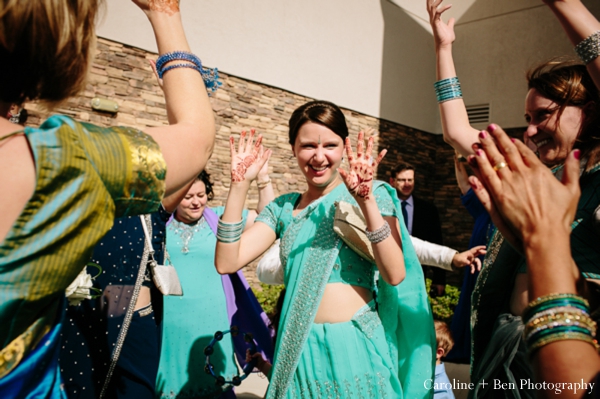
256,189,398,292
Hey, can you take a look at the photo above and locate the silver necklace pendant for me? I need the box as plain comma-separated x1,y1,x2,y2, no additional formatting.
169,217,206,253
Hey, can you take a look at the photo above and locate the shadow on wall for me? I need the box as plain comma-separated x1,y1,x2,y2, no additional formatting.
378,0,438,136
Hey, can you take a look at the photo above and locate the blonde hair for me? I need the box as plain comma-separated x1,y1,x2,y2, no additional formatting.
434,320,454,355
0,0,102,106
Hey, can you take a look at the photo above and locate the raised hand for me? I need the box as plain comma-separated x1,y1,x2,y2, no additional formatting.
338,130,386,201
132,0,180,15
468,124,581,248
427,0,456,48
230,129,271,183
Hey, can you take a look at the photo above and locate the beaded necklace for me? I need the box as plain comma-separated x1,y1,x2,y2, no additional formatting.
168,216,207,254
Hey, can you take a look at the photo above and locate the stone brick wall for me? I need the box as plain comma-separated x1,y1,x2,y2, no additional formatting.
24,37,511,287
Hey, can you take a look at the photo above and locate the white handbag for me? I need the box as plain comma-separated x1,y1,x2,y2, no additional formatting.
140,215,183,296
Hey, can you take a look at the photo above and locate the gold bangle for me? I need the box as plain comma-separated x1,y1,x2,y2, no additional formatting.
528,331,599,356
257,179,271,189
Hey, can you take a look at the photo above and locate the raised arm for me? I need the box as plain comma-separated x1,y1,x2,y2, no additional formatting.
338,131,405,286
544,0,600,90
468,124,600,391
132,0,215,197
454,153,471,195
245,152,275,226
214,131,276,274
427,0,480,157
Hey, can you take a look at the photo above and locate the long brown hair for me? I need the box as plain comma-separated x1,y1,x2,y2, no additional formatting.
527,60,600,169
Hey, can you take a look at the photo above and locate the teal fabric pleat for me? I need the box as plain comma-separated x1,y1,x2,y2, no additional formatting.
265,182,435,399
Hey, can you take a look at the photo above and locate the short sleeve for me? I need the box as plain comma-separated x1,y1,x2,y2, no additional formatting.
255,193,298,238
255,200,281,235
76,118,166,217
373,183,399,218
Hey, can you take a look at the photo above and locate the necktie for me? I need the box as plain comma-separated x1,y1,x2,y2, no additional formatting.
401,201,408,227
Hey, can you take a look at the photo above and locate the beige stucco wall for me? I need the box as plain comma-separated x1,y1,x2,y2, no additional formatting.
97,0,600,134
452,0,600,131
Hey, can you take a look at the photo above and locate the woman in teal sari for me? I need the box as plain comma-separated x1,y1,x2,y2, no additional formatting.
215,101,435,398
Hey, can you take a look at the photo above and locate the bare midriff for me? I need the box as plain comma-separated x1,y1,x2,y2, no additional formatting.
134,286,152,311
314,282,372,324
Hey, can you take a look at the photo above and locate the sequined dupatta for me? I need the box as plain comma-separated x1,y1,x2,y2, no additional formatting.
265,182,436,398
375,183,436,399
266,185,344,398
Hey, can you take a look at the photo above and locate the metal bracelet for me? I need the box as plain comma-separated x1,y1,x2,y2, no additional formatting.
575,31,600,64
365,221,391,243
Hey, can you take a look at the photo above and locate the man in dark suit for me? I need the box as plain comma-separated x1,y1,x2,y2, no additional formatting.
390,162,446,296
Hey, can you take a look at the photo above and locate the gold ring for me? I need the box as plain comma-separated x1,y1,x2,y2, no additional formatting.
493,161,507,171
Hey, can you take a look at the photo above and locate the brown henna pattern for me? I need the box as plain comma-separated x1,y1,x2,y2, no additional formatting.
149,0,179,15
341,132,385,201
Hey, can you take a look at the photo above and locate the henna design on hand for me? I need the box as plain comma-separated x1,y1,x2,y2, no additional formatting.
339,130,386,201
148,0,180,15
230,129,263,182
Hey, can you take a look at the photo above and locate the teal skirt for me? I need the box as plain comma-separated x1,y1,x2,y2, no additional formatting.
286,301,401,398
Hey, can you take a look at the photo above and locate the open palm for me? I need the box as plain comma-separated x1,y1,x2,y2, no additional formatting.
339,129,386,200
230,129,270,183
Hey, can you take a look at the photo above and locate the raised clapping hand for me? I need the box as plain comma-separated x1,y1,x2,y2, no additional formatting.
467,124,581,250
338,129,386,201
427,0,456,48
230,129,271,184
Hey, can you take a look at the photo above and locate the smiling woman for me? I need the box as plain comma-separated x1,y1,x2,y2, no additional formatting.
525,62,600,169
427,0,600,397
214,100,435,398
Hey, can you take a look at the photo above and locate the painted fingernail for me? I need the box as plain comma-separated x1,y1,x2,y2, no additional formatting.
510,138,516,143
476,149,483,156
573,149,581,160
479,131,487,139
487,124,496,132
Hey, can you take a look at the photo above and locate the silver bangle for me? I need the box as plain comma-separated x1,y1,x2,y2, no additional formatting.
365,221,391,243
575,31,600,64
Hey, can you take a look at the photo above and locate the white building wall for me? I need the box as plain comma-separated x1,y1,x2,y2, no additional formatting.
97,0,600,134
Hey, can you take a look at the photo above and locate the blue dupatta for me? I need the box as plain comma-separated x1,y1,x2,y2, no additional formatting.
265,182,435,398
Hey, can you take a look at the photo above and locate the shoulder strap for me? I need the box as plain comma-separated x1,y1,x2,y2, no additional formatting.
99,215,152,398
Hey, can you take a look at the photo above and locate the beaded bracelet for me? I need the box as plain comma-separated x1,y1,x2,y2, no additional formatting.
365,221,391,244
575,31,600,64
523,293,589,321
217,218,244,243
434,77,462,103
155,51,222,94
525,312,596,340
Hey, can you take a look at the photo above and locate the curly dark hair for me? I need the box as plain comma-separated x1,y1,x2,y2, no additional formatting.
197,170,214,201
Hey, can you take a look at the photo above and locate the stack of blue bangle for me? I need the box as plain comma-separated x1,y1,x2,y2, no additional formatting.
155,51,221,94
216,218,244,243
434,77,462,103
